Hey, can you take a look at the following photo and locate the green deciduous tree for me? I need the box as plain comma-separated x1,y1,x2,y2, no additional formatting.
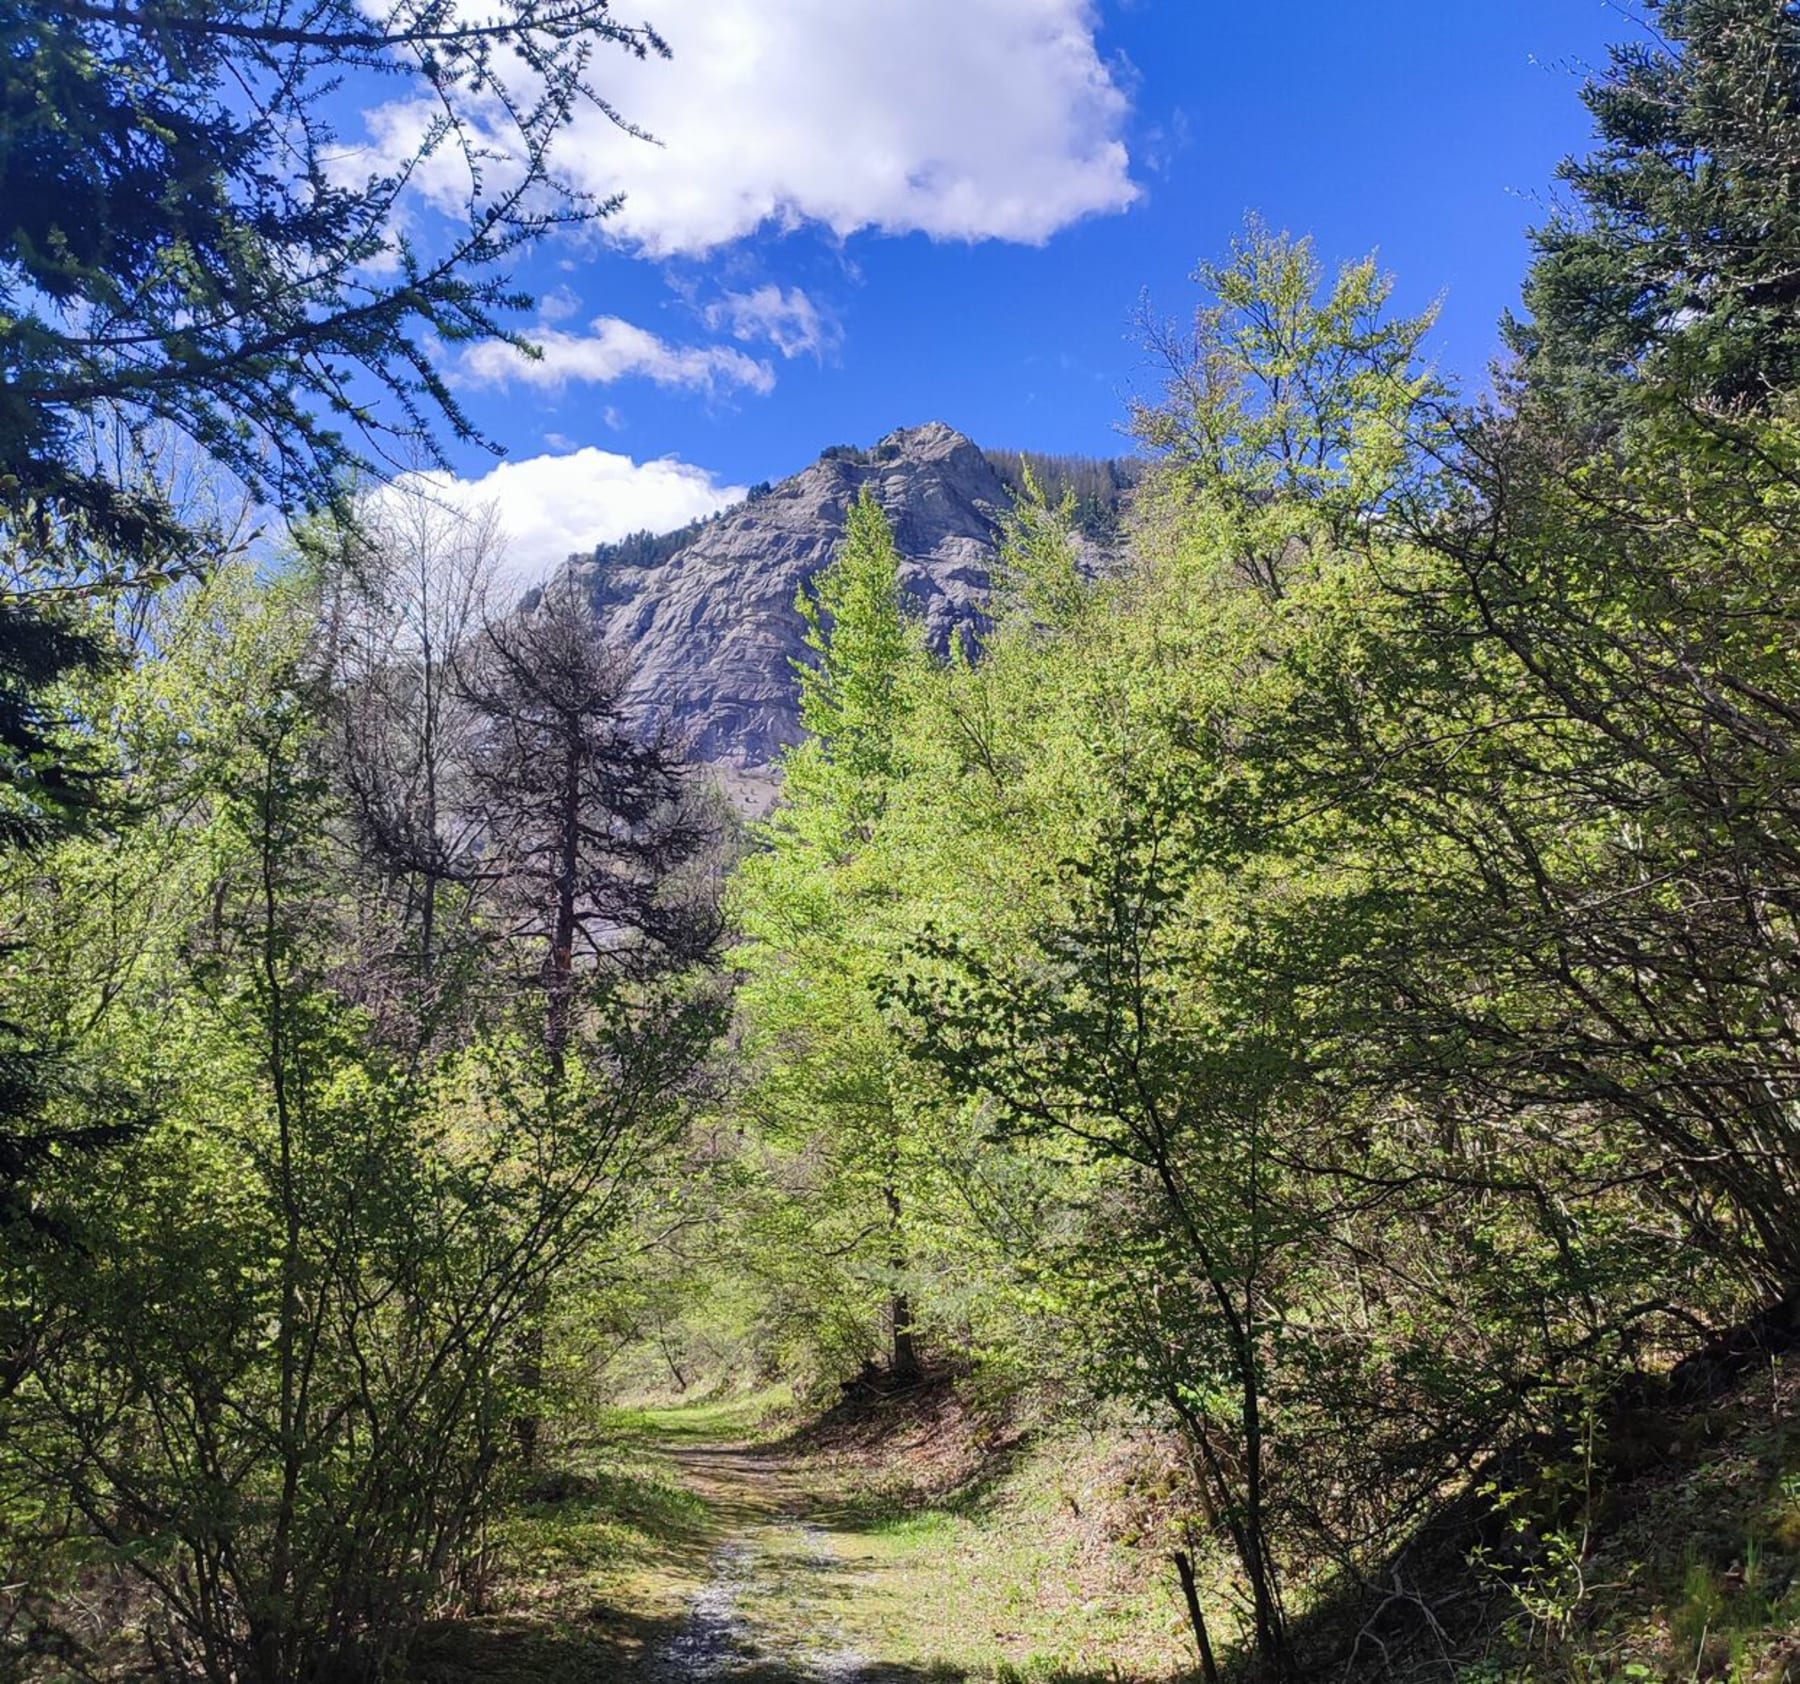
886,229,1737,1676
1130,219,1442,595
0,561,719,1679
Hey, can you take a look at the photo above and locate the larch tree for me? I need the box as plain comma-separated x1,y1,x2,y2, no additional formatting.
2,0,668,562
732,490,931,1382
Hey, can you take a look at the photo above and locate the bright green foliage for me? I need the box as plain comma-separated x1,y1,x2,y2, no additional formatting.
1381,411,1800,1288
881,238,1452,1672
786,487,921,840
988,459,1092,634
0,554,720,1681
726,492,937,1380
899,777,1308,1666
1130,220,1443,593
728,225,1772,1679
11,1,1800,1674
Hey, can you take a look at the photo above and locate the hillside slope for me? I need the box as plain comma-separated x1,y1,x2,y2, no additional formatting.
1293,1326,1800,1684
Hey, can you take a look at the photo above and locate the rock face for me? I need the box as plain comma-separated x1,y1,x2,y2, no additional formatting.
563,422,1012,814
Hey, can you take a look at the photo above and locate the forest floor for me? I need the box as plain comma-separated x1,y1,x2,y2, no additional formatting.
413,1353,1800,1684
414,1379,1196,1684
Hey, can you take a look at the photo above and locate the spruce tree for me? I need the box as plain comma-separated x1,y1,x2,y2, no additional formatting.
1515,0,1800,413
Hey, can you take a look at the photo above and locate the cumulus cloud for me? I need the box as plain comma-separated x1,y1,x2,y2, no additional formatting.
395,448,745,583
703,285,839,359
364,0,1137,257
455,315,774,394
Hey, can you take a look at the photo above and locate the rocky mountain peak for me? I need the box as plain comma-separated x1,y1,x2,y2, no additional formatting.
554,423,1138,815
562,422,1012,814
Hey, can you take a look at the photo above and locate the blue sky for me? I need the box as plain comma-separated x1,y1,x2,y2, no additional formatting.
384,1,1641,575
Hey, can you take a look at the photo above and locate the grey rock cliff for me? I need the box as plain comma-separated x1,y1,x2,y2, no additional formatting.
562,422,1011,813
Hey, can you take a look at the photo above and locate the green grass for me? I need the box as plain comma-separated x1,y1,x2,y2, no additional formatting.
860,1510,958,1547
605,1381,797,1448
771,1429,1200,1681
500,1465,710,1583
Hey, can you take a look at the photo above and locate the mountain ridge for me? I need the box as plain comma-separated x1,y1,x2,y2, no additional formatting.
552,421,1134,813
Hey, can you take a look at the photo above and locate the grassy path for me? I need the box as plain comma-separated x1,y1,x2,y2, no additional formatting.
420,1391,1190,1684
641,1439,907,1682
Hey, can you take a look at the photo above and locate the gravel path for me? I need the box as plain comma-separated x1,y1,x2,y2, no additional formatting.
646,1450,885,1683
651,1541,756,1677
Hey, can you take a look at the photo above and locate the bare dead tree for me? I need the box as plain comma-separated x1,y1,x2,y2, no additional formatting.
316,489,500,985
451,573,722,1468
457,573,721,1066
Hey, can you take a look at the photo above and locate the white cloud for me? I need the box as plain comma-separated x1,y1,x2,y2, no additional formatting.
455,315,774,394
703,285,839,359
538,284,584,322
365,0,1136,257
396,448,745,583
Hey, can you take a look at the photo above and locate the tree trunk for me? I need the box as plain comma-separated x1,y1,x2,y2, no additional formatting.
890,1286,920,1382
1173,1549,1220,1684
883,1182,920,1381
516,736,582,1472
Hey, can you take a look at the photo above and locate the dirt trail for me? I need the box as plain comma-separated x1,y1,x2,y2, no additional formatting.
644,1442,907,1684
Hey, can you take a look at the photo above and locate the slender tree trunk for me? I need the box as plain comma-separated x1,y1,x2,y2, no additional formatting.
258,740,302,1684
419,575,440,980
1173,1548,1220,1684
1149,1131,1288,1678
516,734,582,1472
883,1182,920,1381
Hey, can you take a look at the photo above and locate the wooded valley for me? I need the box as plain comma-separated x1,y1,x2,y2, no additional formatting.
4,2,1800,1680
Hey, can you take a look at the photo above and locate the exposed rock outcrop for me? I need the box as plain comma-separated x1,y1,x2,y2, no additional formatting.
562,422,1012,814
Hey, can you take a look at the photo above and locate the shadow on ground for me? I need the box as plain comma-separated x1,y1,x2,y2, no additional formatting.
415,1612,1144,1684
756,1371,1032,1530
